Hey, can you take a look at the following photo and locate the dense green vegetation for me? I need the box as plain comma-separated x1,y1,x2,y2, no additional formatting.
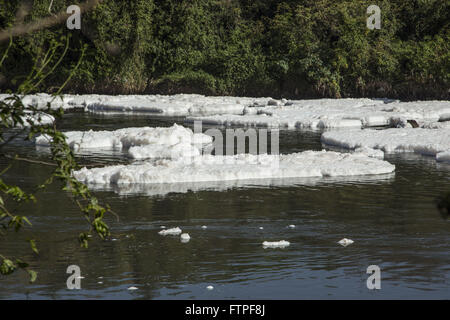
0,0,449,99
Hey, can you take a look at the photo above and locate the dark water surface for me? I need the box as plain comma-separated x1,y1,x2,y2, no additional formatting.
0,113,449,299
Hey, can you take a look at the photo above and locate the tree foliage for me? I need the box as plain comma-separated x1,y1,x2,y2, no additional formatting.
0,0,448,99
0,33,114,283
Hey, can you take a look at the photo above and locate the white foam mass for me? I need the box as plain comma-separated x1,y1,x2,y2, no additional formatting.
20,112,54,127
128,143,202,160
73,151,395,187
1,108,55,127
262,240,290,248
2,93,272,115
0,93,450,129
0,93,75,111
187,99,450,130
158,227,182,236
338,238,354,247
436,151,450,163
35,124,212,159
5,94,449,130
180,233,191,242
321,128,450,161
354,146,385,159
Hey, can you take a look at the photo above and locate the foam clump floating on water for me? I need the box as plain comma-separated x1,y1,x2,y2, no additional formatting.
128,143,201,160
436,151,450,163
322,128,450,162
83,94,274,116
354,147,385,159
3,94,449,130
180,233,191,242
187,99,450,130
0,93,77,111
36,129,122,151
4,111,55,128
24,112,55,127
338,238,354,247
262,240,290,248
421,121,450,129
35,124,212,159
158,227,182,236
73,151,395,186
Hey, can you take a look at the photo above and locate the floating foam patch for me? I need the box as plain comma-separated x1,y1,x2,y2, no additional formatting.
321,128,450,162
35,124,212,159
262,240,290,248
73,151,395,186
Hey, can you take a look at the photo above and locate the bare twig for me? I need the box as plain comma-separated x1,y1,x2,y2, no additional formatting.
1,154,107,168
0,0,103,43
48,0,55,14
2,154,57,166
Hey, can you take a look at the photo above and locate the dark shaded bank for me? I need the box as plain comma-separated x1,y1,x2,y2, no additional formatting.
0,0,449,100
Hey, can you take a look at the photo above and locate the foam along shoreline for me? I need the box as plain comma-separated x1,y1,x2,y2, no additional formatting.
85,94,281,116
186,100,450,130
2,111,55,128
0,93,87,111
321,128,450,162
73,151,395,188
20,112,55,127
4,94,449,129
35,124,212,159
1,93,275,116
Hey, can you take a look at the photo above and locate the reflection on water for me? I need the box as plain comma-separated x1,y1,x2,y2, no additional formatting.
85,174,396,197
0,113,449,300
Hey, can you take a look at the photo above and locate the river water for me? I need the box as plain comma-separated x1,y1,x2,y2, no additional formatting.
0,113,449,299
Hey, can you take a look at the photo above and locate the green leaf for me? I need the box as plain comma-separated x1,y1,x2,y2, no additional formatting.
29,239,39,255
27,270,37,283
16,259,29,268
79,233,89,248
22,216,32,226
0,258,16,275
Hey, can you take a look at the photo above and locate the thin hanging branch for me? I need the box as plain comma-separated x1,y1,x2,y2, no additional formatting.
48,0,54,14
0,0,103,43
